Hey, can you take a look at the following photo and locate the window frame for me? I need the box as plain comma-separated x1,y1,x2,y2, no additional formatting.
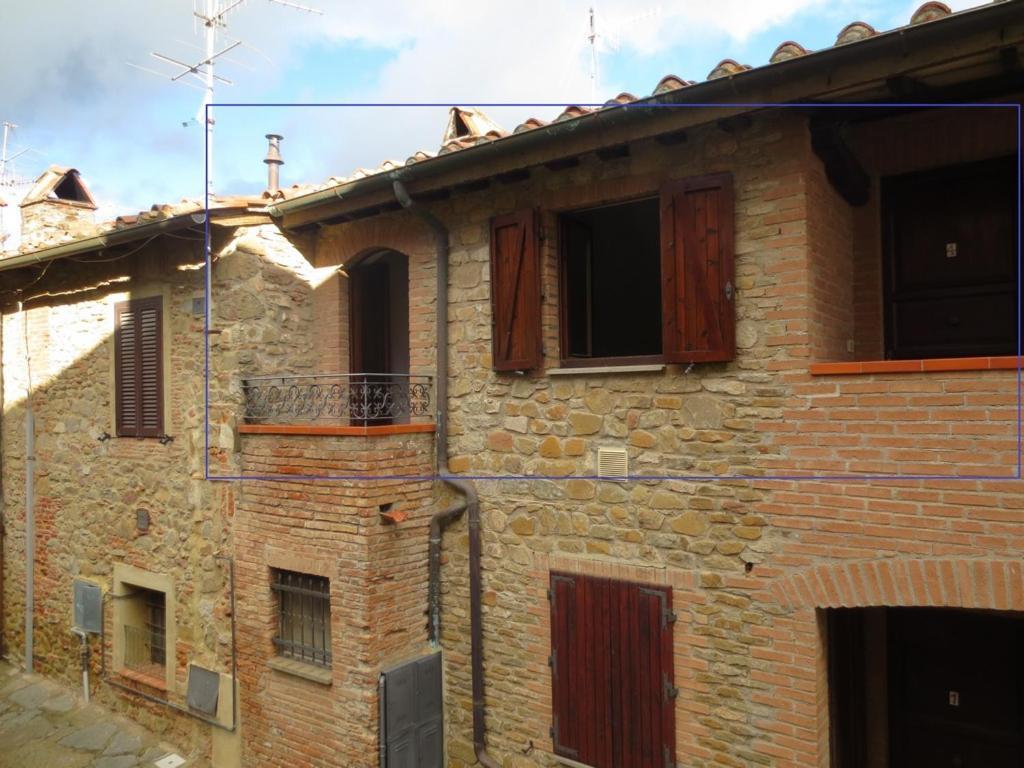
880,155,1020,361
111,564,175,691
556,195,666,368
113,294,164,438
271,569,333,669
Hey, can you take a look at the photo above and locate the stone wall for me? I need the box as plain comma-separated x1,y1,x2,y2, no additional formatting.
0,220,321,763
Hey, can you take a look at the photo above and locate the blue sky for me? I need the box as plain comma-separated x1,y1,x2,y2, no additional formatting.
0,0,986,244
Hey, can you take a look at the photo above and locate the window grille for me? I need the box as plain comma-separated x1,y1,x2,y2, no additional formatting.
271,570,332,667
123,588,166,676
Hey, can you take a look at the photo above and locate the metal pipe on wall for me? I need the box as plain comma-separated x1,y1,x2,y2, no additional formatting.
24,409,33,674
393,181,499,768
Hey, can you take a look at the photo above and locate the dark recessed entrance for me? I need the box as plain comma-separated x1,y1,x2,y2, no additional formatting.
828,607,1024,768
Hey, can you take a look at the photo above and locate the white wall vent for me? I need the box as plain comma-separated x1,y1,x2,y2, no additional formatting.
597,447,629,481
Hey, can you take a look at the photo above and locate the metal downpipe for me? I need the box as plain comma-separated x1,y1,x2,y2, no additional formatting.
393,181,498,768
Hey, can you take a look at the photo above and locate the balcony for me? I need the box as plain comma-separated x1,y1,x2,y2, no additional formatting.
240,373,434,436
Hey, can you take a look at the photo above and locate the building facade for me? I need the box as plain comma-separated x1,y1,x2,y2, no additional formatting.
1,2,1023,768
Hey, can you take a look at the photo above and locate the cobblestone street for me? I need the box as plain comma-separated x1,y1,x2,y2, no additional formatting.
0,662,200,768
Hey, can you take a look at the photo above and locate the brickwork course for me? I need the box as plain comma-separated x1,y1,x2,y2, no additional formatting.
0,2,1021,768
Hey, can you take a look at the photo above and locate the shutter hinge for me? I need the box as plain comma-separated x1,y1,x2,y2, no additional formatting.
724,280,734,301
663,675,679,701
546,587,553,602
549,725,555,739
665,608,677,626
664,746,676,768
547,654,554,668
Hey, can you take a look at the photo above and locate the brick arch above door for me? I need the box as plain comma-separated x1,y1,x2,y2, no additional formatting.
771,558,1024,612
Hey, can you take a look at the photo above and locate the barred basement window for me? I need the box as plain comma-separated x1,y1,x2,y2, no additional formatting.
123,587,166,678
272,570,332,668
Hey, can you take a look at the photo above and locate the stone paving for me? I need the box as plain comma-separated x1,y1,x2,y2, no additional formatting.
0,661,197,768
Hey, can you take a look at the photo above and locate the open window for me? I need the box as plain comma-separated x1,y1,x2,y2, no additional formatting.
560,198,663,362
882,156,1019,359
489,173,735,371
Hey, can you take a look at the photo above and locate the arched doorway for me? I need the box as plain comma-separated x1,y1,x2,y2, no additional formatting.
348,250,410,425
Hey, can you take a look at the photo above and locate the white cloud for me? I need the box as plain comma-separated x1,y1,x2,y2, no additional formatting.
0,0,992,214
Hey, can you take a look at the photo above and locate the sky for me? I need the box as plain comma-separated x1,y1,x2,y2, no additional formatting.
0,0,989,245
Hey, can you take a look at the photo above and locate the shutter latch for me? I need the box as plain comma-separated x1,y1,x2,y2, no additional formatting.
663,675,679,700
724,280,734,301
664,608,677,625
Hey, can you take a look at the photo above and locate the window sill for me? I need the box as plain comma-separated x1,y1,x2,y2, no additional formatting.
114,667,167,692
809,356,1021,376
267,656,332,685
548,364,666,376
239,423,435,437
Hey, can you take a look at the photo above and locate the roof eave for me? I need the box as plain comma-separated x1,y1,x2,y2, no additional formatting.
270,0,1022,222
0,207,256,273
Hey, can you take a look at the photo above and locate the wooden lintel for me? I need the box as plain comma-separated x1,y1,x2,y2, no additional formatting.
809,118,870,207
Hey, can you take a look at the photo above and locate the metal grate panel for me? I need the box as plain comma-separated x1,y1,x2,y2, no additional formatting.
73,579,102,634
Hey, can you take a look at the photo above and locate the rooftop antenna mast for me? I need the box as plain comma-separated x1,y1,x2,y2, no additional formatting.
130,0,322,201
586,6,662,104
0,121,33,247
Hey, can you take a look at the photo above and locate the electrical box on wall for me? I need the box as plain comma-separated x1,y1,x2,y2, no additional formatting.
72,579,102,634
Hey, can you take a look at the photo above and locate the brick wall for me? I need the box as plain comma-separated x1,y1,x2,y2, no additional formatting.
234,430,436,768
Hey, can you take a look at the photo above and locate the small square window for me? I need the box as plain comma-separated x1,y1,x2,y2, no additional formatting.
123,587,166,678
271,570,332,668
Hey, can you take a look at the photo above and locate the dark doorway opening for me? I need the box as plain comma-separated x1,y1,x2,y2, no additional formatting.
348,250,410,425
828,607,1024,768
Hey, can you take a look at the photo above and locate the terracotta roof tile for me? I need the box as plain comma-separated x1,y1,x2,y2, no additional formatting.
911,2,952,25
770,41,809,63
835,21,878,45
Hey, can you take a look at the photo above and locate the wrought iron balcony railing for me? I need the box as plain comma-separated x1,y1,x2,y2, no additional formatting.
241,373,433,425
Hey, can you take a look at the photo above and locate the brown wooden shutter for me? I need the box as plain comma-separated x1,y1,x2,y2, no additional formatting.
550,572,675,768
489,210,542,371
115,296,163,437
661,173,736,363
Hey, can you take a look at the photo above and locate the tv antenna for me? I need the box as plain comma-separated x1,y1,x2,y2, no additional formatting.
128,0,322,199
586,6,662,104
0,122,36,249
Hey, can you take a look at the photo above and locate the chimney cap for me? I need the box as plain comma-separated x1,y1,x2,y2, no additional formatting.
264,134,284,167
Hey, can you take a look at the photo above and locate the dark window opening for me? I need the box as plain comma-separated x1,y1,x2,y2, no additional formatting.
549,571,675,768
827,607,1024,768
883,156,1020,359
272,569,332,668
123,587,166,677
52,172,92,203
560,198,662,361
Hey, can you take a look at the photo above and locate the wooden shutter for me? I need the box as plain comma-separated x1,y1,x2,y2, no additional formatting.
661,173,736,363
115,296,163,437
489,210,542,371
550,572,675,768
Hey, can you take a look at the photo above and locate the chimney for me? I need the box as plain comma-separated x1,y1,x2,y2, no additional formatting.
19,166,97,250
264,134,284,194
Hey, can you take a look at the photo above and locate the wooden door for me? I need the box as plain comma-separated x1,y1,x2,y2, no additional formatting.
889,608,1024,768
349,260,391,425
